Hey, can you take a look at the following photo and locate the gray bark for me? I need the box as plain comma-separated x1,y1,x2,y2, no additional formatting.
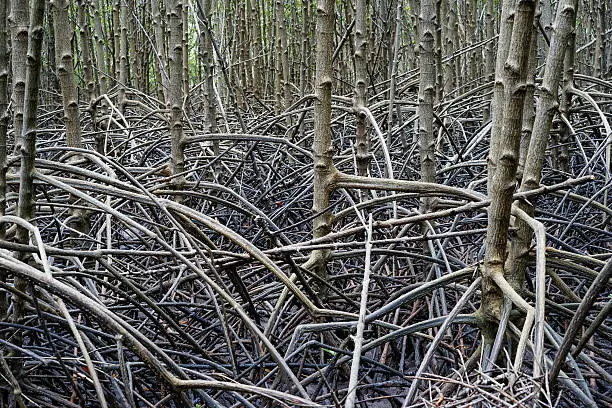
152,0,169,103
167,0,186,190
488,0,518,192
354,0,370,176
0,0,8,321
510,0,578,292
91,0,108,96
417,0,437,198
13,0,45,383
305,0,337,287
482,0,536,334
51,0,82,148
9,0,28,151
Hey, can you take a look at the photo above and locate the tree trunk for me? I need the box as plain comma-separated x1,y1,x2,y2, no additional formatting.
435,0,443,103
152,0,168,103
557,25,576,173
488,0,517,192
129,0,142,91
51,0,82,148
387,0,402,147
9,0,29,152
196,0,217,135
417,0,437,198
593,0,603,77
167,0,186,190
118,0,129,112
481,0,535,340
77,0,97,111
0,0,8,325
249,0,263,98
112,0,120,85
444,0,458,99
483,0,495,122
13,0,45,384
510,0,578,292
298,0,310,97
182,2,189,105
354,0,370,177
517,11,539,182
305,0,337,289
91,0,108,96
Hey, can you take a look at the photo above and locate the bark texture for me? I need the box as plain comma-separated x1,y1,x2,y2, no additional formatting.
152,0,169,103
305,0,337,287
13,0,46,383
51,0,82,148
488,0,517,192
510,0,578,291
354,0,369,176
417,0,437,197
9,0,29,151
91,0,108,96
482,0,536,332
167,0,186,188
0,0,8,322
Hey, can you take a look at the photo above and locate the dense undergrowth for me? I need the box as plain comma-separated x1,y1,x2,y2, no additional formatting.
0,70,610,408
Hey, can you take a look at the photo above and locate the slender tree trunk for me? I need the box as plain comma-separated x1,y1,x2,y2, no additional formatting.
341,3,353,96
354,0,370,177
481,0,536,340
195,0,219,179
557,25,576,173
13,0,45,384
0,0,9,325
128,0,142,91
583,1,594,75
510,0,578,292
152,0,168,103
387,0,402,147
298,0,311,140
274,0,288,113
196,0,217,135
167,0,186,190
435,0,443,103
182,2,189,104
9,0,28,152
488,0,518,192
605,2,612,78
305,0,337,289
77,0,97,112
105,0,114,83
417,0,437,205
91,0,109,153
51,0,82,148
280,2,290,112
483,0,495,122
298,0,310,97
53,0,92,235
594,0,603,77
45,8,58,96
408,0,420,68
249,0,263,98
118,0,129,112
92,0,108,96
517,11,539,182
405,10,417,70
462,0,476,88
382,0,394,83
444,0,458,99
236,2,248,108
112,0,120,85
